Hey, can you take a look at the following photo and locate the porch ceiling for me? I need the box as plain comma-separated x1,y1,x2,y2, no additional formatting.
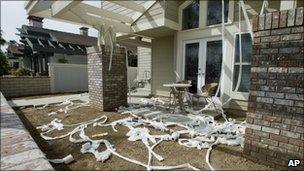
25,0,157,34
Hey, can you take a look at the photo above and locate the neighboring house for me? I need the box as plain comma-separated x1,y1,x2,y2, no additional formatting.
24,0,302,108
6,41,25,69
16,16,151,79
16,16,97,74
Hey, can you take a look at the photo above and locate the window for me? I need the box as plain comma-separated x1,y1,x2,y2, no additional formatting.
184,42,199,93
233,33,252,92
182,0,199,30
127,50,138,67
207,0,229,26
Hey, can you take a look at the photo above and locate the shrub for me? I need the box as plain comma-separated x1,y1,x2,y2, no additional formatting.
58,58,68,63
0,50,11,76
11,68,32,76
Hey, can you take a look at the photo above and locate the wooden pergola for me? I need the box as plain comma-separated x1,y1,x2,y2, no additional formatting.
25,0,155,47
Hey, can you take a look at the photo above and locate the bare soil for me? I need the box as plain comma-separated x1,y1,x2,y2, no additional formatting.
15,103,273,170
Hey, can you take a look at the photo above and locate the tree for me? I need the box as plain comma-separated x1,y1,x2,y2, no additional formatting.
0,31,11,76
0,30,5,45
0,51,11,76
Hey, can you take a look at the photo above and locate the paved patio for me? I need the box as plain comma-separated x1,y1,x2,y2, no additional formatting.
0,93,54,170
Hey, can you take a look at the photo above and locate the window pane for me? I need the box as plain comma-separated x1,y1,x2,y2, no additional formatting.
207,0,229,26
235,33,252,63
185,43,199,93
233,65,251,92
205,40,222,84
182,0,199,30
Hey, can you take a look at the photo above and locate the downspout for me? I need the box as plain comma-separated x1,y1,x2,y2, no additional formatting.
119,45,132,104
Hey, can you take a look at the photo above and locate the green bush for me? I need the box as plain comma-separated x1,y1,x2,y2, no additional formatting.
0,50,11,76
58,58,68,63
11,68,32,76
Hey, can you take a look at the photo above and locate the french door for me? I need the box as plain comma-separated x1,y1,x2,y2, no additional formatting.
183,37,223,93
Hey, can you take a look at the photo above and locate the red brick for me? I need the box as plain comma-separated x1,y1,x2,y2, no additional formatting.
264,115,282,123
288,138,304,147
246,116,254,124
245,128,253,135
272,11,280,29
252,15,259,32
270,133,289,143
280,10,288,28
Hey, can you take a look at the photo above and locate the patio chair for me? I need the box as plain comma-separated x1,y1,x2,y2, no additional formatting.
168,80,192,112
191,83,219,111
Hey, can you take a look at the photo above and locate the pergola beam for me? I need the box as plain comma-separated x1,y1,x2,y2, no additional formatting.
51,0,82,17
69,7,132,33
111,1,146,13
76,3,133,24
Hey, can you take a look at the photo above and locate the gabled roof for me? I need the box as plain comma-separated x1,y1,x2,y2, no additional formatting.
19,25,97,47
17,25,98,55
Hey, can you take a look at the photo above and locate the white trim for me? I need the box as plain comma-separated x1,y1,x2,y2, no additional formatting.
178,0,199,31
51,0,82,17
178,0,234,32
182,36,222,93
77,3,133,24
230,32,252,101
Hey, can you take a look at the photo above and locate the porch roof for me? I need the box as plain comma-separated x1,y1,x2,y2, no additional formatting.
24,0,157,35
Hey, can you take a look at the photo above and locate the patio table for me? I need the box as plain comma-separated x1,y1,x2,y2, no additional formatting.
163,83,192,112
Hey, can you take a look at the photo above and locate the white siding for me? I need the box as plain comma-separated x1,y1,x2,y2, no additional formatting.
165,0,179,22
137,47,151,81
133,1,165,32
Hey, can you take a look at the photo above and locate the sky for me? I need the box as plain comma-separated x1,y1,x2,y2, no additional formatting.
0,0,99,44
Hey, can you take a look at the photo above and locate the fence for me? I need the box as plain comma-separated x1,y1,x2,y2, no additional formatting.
49,63,88,93
0,76,50,97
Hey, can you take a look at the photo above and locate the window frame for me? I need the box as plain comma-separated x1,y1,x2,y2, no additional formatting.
206,0,230,26
231,32,252,100
180,0,200,31
178,0,234,31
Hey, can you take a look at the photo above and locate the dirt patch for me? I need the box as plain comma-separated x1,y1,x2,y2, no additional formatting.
16,103,273,170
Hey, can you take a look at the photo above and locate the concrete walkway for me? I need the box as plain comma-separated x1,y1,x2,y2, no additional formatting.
8,93,151,108
0,93,54,170
8,93,89,107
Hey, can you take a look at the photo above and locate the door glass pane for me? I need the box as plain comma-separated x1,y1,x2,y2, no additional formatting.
205,40,222,85
207,0,229,26
182,0,200,30
233,65,251,92
235,33,252,63
185,43,199,93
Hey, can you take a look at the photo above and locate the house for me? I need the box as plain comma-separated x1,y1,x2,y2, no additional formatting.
6,40,25,69
16,16,151,88
17,16,97,74
24,0,302,107
25,0,303,168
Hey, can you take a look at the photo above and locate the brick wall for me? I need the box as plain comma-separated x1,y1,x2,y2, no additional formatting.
244,7,303,169
87,46,127,111
0,76,51,98
1,93,53,170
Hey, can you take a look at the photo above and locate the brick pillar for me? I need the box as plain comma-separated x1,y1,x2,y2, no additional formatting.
87,46,127,111
244,7,303,169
